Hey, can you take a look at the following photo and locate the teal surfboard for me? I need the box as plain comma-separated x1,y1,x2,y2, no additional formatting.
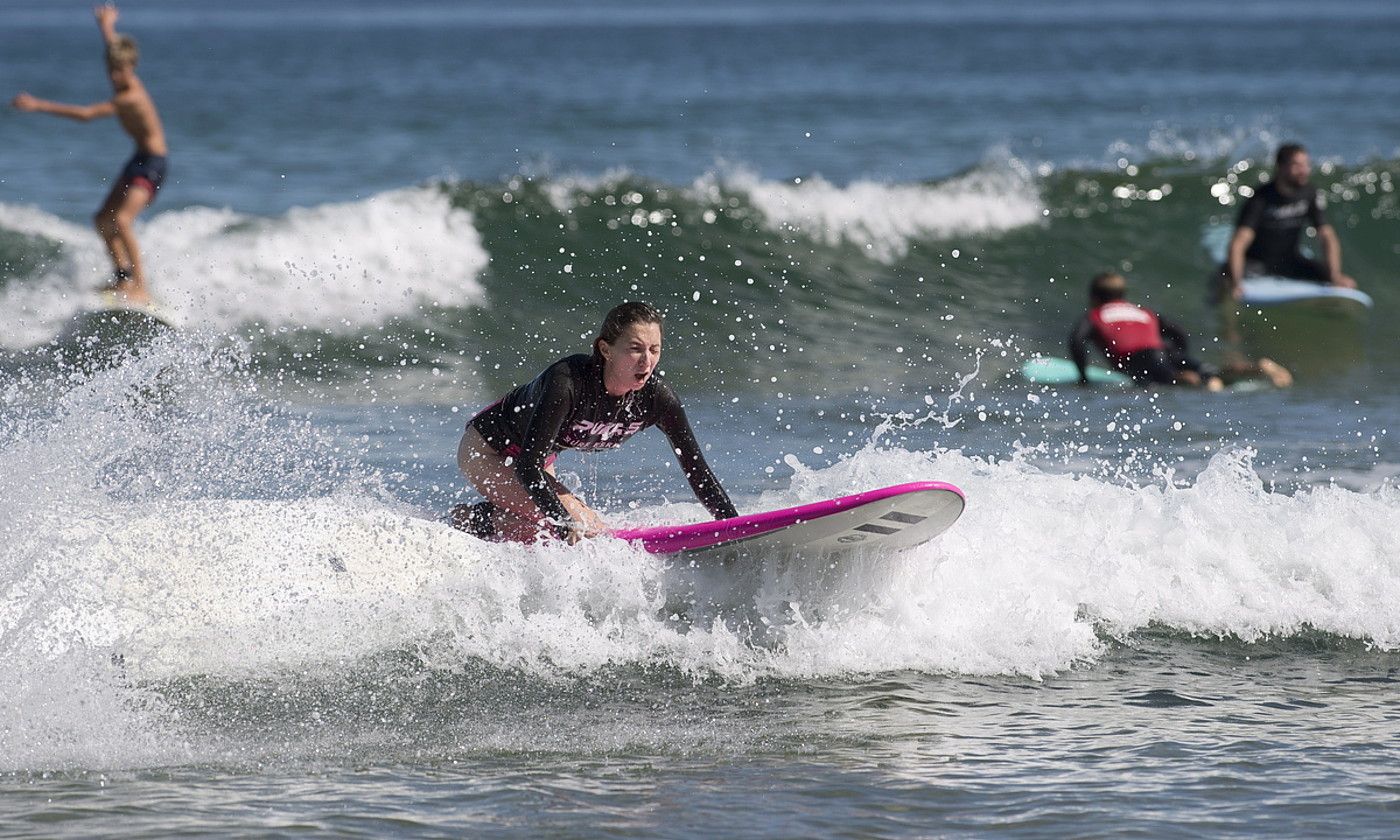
1021,355,1278,392
1020,356,1131,386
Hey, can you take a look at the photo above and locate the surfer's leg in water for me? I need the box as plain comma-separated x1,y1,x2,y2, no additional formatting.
1210,263,1248,359
1119,349,1224,391
448,500,497,539
1168,366,1224,391
1276,254,1355,289
455,429,537,541
95,184,133,280
1163,343,1225,392
1219,357,1293,388
1267,253,1357,289
1257,358,1293,387
455,427,605,543
94,177,154,305
1118,350,1184,387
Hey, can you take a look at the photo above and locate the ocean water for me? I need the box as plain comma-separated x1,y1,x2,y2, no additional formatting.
3,0,1400,835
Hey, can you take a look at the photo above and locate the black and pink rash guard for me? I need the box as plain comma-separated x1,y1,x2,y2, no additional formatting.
469,353,738,534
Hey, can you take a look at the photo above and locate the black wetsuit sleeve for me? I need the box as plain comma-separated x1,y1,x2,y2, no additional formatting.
1308,190,1329,228
514,364,576,536
654,385,739,520
1068,316,1095,383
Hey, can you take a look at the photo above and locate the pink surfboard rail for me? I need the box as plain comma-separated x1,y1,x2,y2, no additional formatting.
610,480,965,554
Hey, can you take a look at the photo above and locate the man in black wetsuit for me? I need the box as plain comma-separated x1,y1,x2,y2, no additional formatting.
453,301,737,544
1218,143,1357,302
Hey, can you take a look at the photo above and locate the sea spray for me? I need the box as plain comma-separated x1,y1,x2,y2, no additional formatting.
0,333,376,769
0,187,489,347
4,332,1400,772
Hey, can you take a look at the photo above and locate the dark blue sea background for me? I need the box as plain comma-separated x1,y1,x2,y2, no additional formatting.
2,0,1399,835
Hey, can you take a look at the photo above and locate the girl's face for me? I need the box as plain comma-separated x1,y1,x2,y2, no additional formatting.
599,322,662,395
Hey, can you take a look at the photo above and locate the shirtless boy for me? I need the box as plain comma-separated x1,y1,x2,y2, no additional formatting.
12,5,168,306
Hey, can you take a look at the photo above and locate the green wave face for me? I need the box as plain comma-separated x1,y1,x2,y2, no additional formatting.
444,158,1396,395
2,157,1395,395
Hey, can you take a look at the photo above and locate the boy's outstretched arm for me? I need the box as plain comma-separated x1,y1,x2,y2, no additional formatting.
12,92,115,121
95,4,120,46
9,6,124,121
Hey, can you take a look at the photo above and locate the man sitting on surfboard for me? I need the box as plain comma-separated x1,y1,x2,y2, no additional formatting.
451,301,738,544
1071,272,1291,389
11,5,167,307
1216,143,1356,302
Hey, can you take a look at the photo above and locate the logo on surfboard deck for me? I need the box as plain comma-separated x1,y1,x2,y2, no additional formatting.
837,509,932,543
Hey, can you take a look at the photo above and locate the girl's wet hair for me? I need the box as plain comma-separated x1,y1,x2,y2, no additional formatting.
595,301,663,355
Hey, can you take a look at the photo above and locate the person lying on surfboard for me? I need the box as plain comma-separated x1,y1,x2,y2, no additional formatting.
11,4,167,307
451,301,738,544
1215,143,1356,303
1071,272,1292,389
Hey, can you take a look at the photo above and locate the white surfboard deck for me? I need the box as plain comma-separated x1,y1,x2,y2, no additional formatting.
1237,276,1373,310
94,289,181,328
612,481,966,557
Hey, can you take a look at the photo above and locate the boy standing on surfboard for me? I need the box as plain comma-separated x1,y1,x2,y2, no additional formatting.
11,4,168,307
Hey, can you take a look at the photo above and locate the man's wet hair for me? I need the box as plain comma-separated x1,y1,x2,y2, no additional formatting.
1275,143,1307,170
1089,271,1128,305
106,35,139,70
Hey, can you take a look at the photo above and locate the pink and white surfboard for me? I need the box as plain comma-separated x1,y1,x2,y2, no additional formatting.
611,481,965,556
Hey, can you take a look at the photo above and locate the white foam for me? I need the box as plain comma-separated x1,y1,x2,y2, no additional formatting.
11,443,1400,692
535,164,1044,263
540,168,638,213
0,338,372,768
7,345,1400,765
713,163,1044,262
0,187,489,347
760,444,1400,678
